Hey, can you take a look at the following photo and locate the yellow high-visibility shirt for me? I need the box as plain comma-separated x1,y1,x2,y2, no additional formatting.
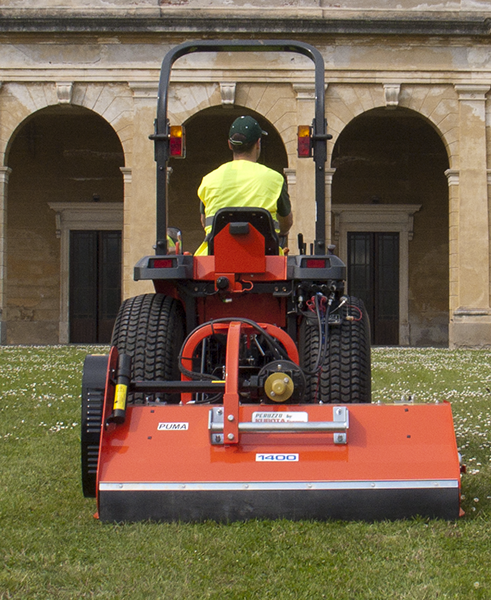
196,160,284,256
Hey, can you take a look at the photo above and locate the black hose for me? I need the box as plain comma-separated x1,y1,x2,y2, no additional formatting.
301,293,331,377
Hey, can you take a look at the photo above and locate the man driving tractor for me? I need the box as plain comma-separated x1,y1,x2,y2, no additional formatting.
195,115,293,255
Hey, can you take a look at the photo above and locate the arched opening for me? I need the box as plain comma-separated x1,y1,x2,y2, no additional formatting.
331,107,449,346
6,105,125,344
168,106,289,254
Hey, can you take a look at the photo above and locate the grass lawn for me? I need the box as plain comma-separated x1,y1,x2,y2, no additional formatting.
1,345,491,599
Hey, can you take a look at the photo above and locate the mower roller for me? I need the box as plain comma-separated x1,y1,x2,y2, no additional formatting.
81,40,462,522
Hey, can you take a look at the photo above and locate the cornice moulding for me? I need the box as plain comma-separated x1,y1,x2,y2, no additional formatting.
0,15,490,36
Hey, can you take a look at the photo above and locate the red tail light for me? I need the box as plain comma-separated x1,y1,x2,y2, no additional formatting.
297,125,312,158
169,126,186,158
305,259,326,268
151,258,174,268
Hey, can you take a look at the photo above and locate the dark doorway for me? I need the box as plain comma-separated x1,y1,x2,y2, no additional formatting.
69,230,121,343
331,107,450,346
348,232,399,345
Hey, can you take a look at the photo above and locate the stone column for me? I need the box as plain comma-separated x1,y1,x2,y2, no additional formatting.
0,167,11,344
292,84,317,249
120,166,133,299
325,167,336,247
449,85,491,347
445,168,460,320
125,83,158,299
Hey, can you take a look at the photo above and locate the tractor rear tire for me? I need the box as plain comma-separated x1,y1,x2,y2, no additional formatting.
299,296,371,404
111,293,186,404
81,354,108,498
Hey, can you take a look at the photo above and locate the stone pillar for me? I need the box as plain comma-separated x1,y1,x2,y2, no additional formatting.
446,168,460,319
125,83,158,299
292,84,317,250
120,166,133,299
325,167,336,247
449,85,491,347
0,167,11,344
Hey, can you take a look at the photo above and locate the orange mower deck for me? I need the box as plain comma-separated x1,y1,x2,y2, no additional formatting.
96,400,460,522
93,334,461,522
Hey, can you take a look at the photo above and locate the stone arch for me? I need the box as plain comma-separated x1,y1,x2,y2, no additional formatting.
330,106,450,347
168,81,297,158
326,83,458,171
71,83,134,162
326,83,387,146
399,84,459,170
1,82,133,166
6,104,125,204
4,104,125,343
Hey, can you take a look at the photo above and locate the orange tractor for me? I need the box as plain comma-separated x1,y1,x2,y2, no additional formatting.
81,40,461,521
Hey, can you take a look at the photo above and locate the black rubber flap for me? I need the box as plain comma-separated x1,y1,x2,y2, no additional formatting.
98,487,460,523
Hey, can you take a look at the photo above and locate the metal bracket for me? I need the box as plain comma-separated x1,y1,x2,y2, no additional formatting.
209,405,349,445
209,407,225,445
333,406,348,444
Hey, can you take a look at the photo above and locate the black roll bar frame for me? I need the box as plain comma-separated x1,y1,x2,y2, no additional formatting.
151,40,328,256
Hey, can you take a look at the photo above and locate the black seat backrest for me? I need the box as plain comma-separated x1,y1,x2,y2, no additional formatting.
207,207,280,255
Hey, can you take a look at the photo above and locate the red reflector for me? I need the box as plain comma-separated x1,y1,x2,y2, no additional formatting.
305,259,326,268
170,138,183,156
297,137,311,157
152,259,173,268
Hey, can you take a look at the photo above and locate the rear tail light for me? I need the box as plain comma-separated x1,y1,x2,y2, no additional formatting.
151,258,174,268
297,125,312,158
304,259,326,268
169,125,186,158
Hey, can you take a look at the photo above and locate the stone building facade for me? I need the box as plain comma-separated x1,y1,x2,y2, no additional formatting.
1,1,490,347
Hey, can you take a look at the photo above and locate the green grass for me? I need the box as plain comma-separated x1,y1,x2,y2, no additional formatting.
1,346,491,599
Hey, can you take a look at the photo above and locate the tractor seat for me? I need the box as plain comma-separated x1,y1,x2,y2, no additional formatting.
207,207,280,255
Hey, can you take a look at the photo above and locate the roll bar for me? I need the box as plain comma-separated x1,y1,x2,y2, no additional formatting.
152,40,329,255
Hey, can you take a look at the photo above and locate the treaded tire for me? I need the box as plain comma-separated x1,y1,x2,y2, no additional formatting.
111,293,186,404
81,354,108,498
299,296,371,404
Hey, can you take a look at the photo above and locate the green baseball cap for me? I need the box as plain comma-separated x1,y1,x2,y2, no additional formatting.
229,116,268,146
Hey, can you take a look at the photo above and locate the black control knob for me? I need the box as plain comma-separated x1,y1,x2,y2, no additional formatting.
216,276,230,290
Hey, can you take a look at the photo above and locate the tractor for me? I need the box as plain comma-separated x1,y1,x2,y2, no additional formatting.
81,40,461,522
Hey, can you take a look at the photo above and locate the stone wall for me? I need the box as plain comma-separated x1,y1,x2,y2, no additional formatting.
1,0,489,17
1,3,491,346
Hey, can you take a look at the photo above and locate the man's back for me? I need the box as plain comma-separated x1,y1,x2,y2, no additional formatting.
198,160,284,216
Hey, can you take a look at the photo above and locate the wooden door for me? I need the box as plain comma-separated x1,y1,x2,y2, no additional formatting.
69,230,121,343
347,232,399,345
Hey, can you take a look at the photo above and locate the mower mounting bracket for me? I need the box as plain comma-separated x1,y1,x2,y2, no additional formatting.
208,405,349,445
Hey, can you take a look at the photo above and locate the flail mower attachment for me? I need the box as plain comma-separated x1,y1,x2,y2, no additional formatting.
82,318,461,522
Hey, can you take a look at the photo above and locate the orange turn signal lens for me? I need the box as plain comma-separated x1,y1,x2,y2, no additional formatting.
297,125,312,158
169,125,186,158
